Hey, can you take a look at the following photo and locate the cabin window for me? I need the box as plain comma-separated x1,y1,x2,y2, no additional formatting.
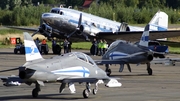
60,11,63,15
110,28,112,31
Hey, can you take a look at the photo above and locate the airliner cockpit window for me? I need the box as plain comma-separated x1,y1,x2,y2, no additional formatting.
50,9,62,14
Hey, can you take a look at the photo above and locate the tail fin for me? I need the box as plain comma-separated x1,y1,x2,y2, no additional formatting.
139,24,149,47
149,10,168,31
23,32,44,62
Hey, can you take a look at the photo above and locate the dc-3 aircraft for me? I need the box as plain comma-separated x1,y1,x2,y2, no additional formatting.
96,24,154,76
6,7,180,41
0,32,122,98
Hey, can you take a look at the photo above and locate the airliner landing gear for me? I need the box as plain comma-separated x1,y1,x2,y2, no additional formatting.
147,63,152,75
105,64,111,76
32,83,41,98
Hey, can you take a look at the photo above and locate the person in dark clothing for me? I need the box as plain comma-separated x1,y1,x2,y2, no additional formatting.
63,38,69,54
90,38,98,56
52,38,56,54
68,38,72,52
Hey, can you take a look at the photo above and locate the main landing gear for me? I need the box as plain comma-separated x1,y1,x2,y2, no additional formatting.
105,64,111,76
32,83,41,98
147,63,153,75
82,82,98,98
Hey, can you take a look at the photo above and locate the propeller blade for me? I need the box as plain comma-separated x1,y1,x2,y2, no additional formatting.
67,30,77,38
67,13,82,38
78,13,82,28
32,29,39,36
126,63,131,72
0,67,19,73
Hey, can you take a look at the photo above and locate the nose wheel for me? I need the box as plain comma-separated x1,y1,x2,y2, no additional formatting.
82,82,99,98
32,83,40,98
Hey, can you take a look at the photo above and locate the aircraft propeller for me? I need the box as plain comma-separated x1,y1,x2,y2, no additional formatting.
67,13,82,38
67,13,90,41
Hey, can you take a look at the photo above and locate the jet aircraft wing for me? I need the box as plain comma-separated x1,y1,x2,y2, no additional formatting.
0,75,23,86
97,30,180,42
59,77,110,83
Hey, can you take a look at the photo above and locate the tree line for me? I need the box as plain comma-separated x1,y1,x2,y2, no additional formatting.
1,0,180,26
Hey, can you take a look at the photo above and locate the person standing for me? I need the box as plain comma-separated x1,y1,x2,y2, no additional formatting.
68,38,72,52
102,39,108,55
35,37,40,49
98,39,103,56
63,38,69,54
91,38,98,56
52,38,57,54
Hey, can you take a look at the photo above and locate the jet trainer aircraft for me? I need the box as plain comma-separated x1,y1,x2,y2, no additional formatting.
96,24,154,76
0,32,121,98
6,7,180,42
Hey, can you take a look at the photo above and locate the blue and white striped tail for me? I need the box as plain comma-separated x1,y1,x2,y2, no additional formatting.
139,25,149,47
149,11,168,31
23,32,43,61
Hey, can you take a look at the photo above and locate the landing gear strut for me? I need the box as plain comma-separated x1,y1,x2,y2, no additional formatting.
147,63,152,75
105,64,111,76
32,83,41,98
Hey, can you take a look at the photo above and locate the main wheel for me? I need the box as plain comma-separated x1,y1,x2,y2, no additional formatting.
106,69,111,76
14,49,17,54
147,68,152,75
32,88,39,98
83,89,89,98
92,89,97,95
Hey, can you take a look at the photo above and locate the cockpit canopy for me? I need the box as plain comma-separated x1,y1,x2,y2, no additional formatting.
74,52,95,65
50,8,64,15
108,40,127,50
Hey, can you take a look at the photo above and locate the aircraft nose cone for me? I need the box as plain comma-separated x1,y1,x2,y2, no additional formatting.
42,13,51,20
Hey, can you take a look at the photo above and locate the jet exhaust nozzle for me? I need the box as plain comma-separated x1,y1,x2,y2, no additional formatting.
19,71,26,79
147,54,153,61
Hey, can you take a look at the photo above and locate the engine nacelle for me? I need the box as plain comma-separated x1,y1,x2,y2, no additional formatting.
119,22,130,31
40,24,52,33
79,25,101,35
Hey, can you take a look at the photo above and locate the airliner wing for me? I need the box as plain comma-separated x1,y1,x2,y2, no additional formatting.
97,30,180,42
5,26,38,32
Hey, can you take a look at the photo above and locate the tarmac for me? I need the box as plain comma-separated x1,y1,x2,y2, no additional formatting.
0,48,180,101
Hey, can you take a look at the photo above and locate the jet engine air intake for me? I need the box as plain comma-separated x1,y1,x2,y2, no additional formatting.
19,68,35,79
